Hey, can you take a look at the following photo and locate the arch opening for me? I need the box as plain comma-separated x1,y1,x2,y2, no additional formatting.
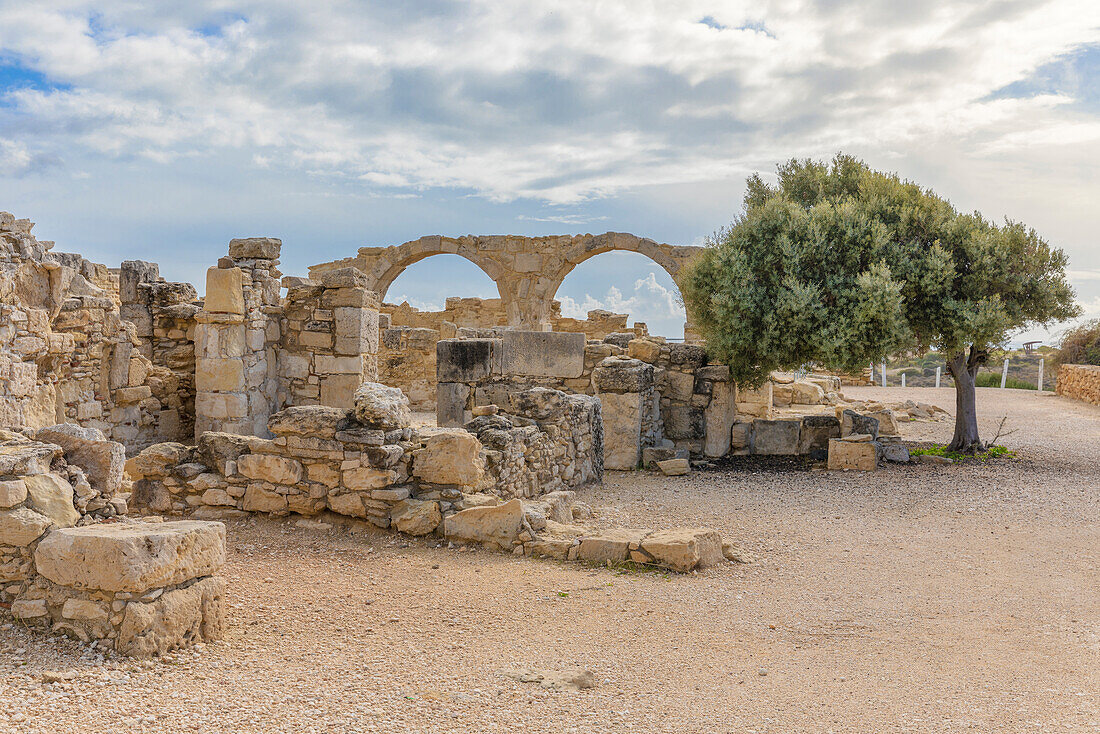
553,250,687,338
381,253,506,329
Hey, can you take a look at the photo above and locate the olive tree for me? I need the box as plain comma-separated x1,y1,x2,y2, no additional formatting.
683,154,1079,453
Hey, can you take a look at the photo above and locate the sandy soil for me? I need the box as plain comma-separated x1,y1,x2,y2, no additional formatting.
3,387,1100,733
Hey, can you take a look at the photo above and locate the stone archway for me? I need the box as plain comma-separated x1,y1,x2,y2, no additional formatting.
309,232,703,333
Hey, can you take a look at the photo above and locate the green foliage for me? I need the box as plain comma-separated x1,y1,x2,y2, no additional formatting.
1055,319,1100,366
974,373,1036,390
684,154,1081,387
910,443,1014,462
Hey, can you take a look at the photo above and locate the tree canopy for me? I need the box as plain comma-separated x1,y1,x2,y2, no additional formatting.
685,154,1079,387
683,154,1080,452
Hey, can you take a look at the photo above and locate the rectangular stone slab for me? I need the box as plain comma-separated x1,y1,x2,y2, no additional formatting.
502,331,585,378
34,520,226,593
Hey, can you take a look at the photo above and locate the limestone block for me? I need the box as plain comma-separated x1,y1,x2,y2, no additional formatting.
663,405,704,441
499,331,585,378
203,267,245,315
641,447,689,470
869,409,899,436
633,528,724,572
120,260,159,302
125,442,190,480
228,237,281,259
315,355,364,375
352,382,412,430
318,267,368,289
657,458,690,476
0,441,61,477
789,380,825,405
320,374,362,410
413,429,483,486
327,492,367,517
828,438,879,471
840,410,880,439
751,419,802,455
664,371,695,402
334,307,379,355
0,478,27,508
594,357,653,393
703,381,736,457
730,422,751,449
267,406,344,439
626,339,661,364
798,415,841,456
0,507,52,546
196,358,245,393
241,484,289,513
34,521,226,592
443,498,523,549
23,474,80,528
598,392,643,470
391,499,442,535
116,576,225,658
62,598,109,625
343,467,397,490
194,392,249,421
237,454,303,485
35,424,126,496
11,599,48,619
436,339,500,382
436,382,470,428
577,529,646,564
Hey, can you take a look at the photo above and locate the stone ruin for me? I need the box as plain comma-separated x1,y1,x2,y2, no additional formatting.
0,212,953,657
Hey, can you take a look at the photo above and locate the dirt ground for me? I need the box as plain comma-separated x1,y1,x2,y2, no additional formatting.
3,387,1100,733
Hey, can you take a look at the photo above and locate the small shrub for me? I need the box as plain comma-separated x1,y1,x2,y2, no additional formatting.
910,444,1014,462
1056,319,1100,366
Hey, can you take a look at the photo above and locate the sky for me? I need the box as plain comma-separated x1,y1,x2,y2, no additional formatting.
0,1,1098,341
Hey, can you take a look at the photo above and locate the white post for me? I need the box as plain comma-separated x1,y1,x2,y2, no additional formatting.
881,361,887,387
869,363,874,385
901,372,906,388
1038,358,1044,391
935,366,941,388
1000,358,1009,389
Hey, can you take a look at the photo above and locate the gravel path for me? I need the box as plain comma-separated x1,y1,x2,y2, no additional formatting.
3,387,1099,733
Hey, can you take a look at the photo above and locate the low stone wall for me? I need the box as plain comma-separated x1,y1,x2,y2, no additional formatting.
11,521,225,657
128,382,599,528
1056,364,1100,406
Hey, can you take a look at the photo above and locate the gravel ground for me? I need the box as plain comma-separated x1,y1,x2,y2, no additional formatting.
3,387,1100,733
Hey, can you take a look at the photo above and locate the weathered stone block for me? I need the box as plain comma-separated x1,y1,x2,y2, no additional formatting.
436,382,470,428
501,331,584,378
828,438,879,471
798,415,840,456
577,529,645,564
117,576,225,658
237,454,303,485
23,474,80,528
353,382,411,430
633,528,724,572
443,498,522,549
228,237,281,259
598,392,643,470
196,358,245,393
35,424,125,496
752,419,802,455
0,507,52,546
594,357,653,393
242,484,288,513
34,521,226,592
841,410,880,439
436,339,500,382
203,267,245,315
414,429,483,486
0,478,27,508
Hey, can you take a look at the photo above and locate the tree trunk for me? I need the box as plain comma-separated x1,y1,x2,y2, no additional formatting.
946,348,984,454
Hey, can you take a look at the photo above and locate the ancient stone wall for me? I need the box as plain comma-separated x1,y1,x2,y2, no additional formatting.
277,269,380,412
311,232,701,333
378,299,645,412
1056,364,1100,406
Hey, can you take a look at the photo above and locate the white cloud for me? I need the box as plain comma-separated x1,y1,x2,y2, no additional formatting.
559,272,685,330
1,0,1098,205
